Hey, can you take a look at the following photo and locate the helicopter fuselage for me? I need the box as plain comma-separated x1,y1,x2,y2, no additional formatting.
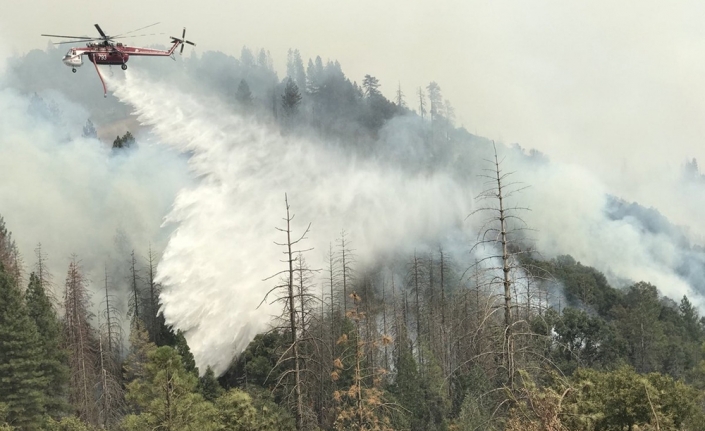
62,42,178,69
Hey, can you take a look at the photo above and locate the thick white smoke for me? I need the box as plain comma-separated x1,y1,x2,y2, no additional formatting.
0,85,189,319
514,158,699,305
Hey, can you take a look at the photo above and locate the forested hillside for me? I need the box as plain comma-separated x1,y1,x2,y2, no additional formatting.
3,44,705,430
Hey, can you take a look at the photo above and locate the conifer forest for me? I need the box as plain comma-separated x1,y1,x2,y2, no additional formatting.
3,37,705,431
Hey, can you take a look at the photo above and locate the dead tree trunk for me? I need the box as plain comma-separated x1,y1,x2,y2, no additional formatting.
64,257,98,425
494,148,515,388
261,194,315,430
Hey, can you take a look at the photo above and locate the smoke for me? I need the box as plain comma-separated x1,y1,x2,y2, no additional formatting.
5,50,705,375
510,151,705,308
0,84,190,321
105,69,705,374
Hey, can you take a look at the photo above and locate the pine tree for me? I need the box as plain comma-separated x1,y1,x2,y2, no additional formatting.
112,131,135,149
173,330,198,376
122,346,215,431
144,246,165,344
199,366,224,402
124,318,156,383
0,266,46,430
362,75,381,99
286,49,307,91
389,325,424,430
281,79,302,120
127,250,142,322
235,79,253,107
26,272,69,418
426,81,444,122
81,119,97,139
0,216,22,284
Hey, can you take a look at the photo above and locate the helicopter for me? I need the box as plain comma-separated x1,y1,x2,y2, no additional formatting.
41,23,195,97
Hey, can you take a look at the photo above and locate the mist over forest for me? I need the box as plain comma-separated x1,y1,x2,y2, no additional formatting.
3,40,705,430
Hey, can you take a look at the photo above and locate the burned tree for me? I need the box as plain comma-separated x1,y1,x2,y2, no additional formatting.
63,257,98,424
470,142,532,389
261,194,317,430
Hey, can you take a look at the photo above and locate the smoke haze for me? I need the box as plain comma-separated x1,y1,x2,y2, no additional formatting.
106,70,705,373
0,84,189,322
4,46,705,374
109,71,479,373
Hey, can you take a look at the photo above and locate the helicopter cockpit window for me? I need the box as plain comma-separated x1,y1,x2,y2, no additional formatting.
66,49,76,56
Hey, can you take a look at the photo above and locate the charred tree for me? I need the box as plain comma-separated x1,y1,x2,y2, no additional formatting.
63,257,98,424
261,194,315,430
470,142,532,389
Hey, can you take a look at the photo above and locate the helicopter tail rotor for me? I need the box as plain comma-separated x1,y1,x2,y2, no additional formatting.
170,28,196,55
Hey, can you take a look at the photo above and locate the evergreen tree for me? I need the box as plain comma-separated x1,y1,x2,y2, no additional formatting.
235,79,253,107
426,81,444,121
214,388,295,430
286,49,307,92
0,216,21,284
127,250,142,322
0,266,46,430
680,295,701,342
389,330,424,430
124,318,156,383
306,56,324,95
122,346,215,431
362,75,381,99
26,272,69,418
240,46,255,69
112,131,135,149
81,119,97,139
199,366,224,402
144,246,168,345
281,79,302,124
174,330,198,376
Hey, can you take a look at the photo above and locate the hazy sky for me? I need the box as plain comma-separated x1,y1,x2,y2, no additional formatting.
3,0,705,187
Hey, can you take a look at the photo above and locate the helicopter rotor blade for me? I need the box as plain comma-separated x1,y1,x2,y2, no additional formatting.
53,39,103,45
113,22,160,38
94,24,108,39
41,34,93,39
111,32,164,40
179,28,186,54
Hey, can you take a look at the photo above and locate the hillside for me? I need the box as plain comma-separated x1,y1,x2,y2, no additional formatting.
2,44,705,430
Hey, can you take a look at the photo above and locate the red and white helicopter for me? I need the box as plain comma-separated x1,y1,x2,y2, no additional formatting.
42,23,195,96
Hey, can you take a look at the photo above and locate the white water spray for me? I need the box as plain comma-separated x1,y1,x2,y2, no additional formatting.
110,71,477,373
